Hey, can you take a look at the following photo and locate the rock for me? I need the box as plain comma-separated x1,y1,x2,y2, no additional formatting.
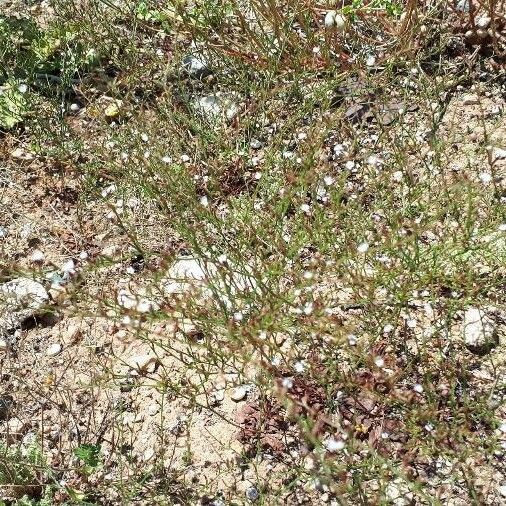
182,54,211,78
462,307,498,355
324,11,346,32
231,385,247,402
245,486,259,502
456,0,470,12
476,16,491,29
127,354,158,373
104,99,122,118
0,278,49,335
62,324,81,345
499,485,506,498
492,147,506,160
385,479,413,506
194,93,240,122
250,138,262,150
0,339,7,352
143,447,155,462
162,256,258,310
6,417,26,434
46,343,62,356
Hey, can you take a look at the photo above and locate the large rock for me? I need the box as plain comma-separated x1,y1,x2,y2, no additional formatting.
0,278,49,335
462,307,498,355
161,256,258,310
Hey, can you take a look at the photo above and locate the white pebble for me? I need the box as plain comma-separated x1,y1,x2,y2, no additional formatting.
231,386,247,401
30,249,45,262
47,343,62,356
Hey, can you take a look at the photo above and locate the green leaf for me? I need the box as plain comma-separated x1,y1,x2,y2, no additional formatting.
74,444,101,468
0,81,29,129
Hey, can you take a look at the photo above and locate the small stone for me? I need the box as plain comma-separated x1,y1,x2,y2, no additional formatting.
194,93,239,122
499,485,506,497
104,100,122,118
385,479,413,506
250,138,262,150
143,447,155,461
46,343,62,356
6,417,26,434
213,389,225,403
456,0,470,12
0,339,8,352
492,147,506,160
476,16,491,29
62,324,81,345
245,486,259,502
231,386,247,402
462,307,498,355
182,54,211,78
30,249,45,263
0,278,49,335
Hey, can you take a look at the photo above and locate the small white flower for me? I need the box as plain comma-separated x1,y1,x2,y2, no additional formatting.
126,266,135,275
61,259,75,275
366,55,376,67
312,46,321,54
200,195,209,207
424,423,434,432
498,224,506,232
367,155,382,166
324,175,335,186
498,422,506,433
383,324,394,333
297,132,307,140
282,377,294,389
413,383,424,393
348,334,357,346
333,144,344,157
345,160,355,170
141,133,149,142
303,271,314,280
79,251,88,260
357,242,369,253
70,103,80,112
406,319,417,329
294,360,307,373
233,311,243,322
162,155,172,163
181,154,190,162
217,254,228,264
300,203,310,213
18,83,28,94
374,356,385,368
479,172,492,184
271,355,281,366
303,302,314,315
392,171,403,182
324,438,345,452
254,171,262,180
381,432,390,439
